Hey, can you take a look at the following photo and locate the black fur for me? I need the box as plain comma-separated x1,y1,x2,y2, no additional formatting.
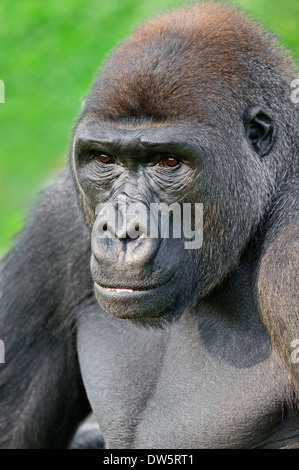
0,3,298,448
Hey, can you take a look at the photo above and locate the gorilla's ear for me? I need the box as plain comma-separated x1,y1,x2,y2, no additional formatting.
255,182,299,387
244,107,277,157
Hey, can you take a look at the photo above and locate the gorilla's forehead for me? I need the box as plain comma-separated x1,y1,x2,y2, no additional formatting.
76,120,202,143
82,3,292,123
74,119,210,162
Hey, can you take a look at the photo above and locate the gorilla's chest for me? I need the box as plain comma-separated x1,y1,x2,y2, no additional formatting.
77,305,285,449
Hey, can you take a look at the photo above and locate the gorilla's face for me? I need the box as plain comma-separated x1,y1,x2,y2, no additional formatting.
73,109,276,324
73,123,199,322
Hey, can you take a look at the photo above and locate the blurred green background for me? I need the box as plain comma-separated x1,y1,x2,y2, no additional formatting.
0,0,298,253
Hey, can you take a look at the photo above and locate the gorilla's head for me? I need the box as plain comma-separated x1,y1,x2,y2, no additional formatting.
70,3,297,324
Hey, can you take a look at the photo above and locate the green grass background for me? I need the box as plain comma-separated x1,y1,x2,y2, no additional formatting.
0,0,298,253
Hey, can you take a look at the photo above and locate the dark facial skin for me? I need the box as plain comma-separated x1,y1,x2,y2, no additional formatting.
74,123,198,321
73,111,276,324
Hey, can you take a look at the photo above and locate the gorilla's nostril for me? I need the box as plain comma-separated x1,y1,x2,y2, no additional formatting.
135,224,140,232
103,223,108,231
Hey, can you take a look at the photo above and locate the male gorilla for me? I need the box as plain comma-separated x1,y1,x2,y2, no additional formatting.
0,2,299,449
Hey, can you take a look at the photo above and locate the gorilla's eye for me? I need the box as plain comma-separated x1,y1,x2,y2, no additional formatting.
158,156,180,167
95,153,115,164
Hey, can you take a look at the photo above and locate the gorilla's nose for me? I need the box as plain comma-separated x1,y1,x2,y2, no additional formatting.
91,201,160,267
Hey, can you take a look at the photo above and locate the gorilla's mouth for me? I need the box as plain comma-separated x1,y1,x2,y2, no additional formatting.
94,276,174,293
103,287,134,293
93,275,179,321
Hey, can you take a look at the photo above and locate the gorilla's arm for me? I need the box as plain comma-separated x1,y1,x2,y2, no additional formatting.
0,171,92,448
256,176,299,387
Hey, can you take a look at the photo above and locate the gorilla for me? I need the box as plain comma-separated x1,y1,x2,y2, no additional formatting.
0,2,299,449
